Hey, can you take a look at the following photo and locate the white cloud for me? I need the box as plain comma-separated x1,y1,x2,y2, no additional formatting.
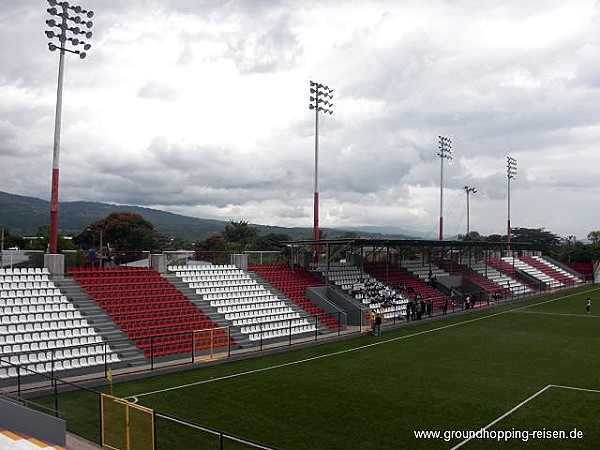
0,0,599,240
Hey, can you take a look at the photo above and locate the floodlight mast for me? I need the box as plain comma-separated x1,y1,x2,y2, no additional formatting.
506,156,517,252
46,0,94,254
309,81,333,264
437,136,452,240
463,185,478,236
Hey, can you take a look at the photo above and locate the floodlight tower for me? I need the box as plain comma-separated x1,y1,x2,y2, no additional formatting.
506,156,517,252
463,185,478,236
309,80,333,263
45,0,94,254
437,136,452,240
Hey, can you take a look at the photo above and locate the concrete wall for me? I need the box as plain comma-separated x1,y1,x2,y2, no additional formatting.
231,253,248,271
305,286,348,327
43,253,64,276
0,397,66,446
150,253,166,273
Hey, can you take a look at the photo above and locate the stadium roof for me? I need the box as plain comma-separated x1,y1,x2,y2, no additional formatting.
283,237,532,250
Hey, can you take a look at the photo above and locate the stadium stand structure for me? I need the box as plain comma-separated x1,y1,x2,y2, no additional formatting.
364,262,451,311
501,256,564,289
564,262,594,280
434,259,510,297
168,264,316,341
399,260,448,282
486,257,540,293
0,268,119,380
312,262,411,319
248,264,341,329
519,255,582,286
468,259,534,296
69,267,232,357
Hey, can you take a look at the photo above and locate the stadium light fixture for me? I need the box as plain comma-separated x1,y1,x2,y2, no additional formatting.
463,186,478,237
46,0,94,254
506,156,517,252
437,136,452,240
309,80,333,263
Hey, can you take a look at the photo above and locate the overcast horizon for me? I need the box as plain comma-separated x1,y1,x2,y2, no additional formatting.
1,1,599,241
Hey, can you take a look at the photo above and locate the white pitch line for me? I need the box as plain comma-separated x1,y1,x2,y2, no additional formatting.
450,384,554,450
511,310,600,319
550,384,600,394
126,287,600,402
450,383,600,449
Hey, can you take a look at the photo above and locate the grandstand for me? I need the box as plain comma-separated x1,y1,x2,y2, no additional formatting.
0,267,119,380
0,239,593,448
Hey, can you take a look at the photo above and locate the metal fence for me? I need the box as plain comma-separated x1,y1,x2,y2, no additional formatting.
0,360,279,450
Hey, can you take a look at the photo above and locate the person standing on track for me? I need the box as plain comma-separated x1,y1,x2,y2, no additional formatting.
586,297,592,314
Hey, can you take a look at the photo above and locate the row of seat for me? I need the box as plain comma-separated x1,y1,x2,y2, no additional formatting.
216,300,288,315
119,314,211,332
1,325,97,342
138,330,229,349
201,291,276,302
0,289,63,298
96,294,190,305
0,353,121,379
1,303,81,315
170,264,238,273
0,268,50,275
0,274,50,282
127,321,220,340
104,303,198,315
1,281,55,290
193,284,264,293
248,324,316,341
68,266,151,274
1,344,116,367
0,315,88,328
0,295,70,306
112,308,202,324
183,277,253,286
224,306,292,321
84,283,170,294
233,312,302,327
208,294,279,307
2,335,104,354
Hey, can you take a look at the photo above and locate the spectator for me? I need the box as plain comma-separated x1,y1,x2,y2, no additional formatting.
373,314,382,336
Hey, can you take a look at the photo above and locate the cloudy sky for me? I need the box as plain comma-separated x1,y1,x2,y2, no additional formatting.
1,0,599,240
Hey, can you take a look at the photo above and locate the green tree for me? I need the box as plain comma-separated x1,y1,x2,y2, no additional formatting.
75,212,163,252
194,234,228,251
27,224,77,251
587,230,600,245
0,227,25,250
511,227,561,258
254,233,292,251
222,220,258,250
460,231,483,241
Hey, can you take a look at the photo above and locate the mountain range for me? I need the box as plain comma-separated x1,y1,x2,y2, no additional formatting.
0,191,420,241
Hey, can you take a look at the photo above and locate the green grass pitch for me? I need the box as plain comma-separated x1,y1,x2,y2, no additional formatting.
37,286,600,449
